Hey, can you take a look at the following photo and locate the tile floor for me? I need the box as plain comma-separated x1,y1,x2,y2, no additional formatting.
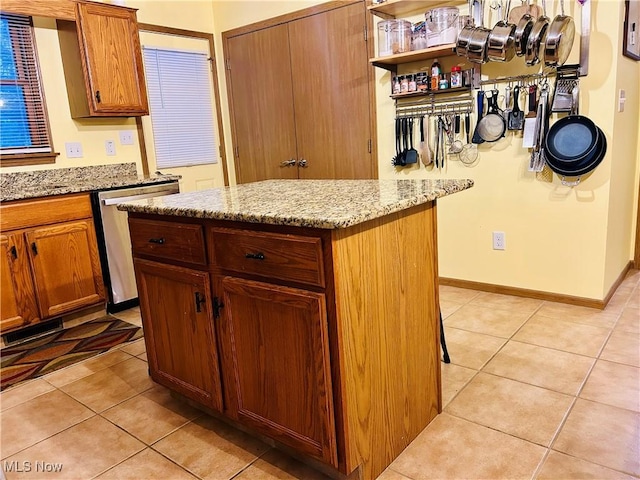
1,271,639,480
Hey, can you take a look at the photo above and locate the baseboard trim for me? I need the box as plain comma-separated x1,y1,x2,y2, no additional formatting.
439,262,633,310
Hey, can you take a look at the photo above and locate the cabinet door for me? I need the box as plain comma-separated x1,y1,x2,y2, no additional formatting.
76,2,148,115
225,25,299,183
135,259,223,411
218,276,337,466
289,2,374,179
25,220,105,319
0,233,40,333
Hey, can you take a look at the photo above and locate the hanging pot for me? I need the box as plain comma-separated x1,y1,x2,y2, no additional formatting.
545,126,606,183
487,0,517,62
544,0,575,66
513,0,535,56
467,0,491,64
525,0,550,66
456,0,477,57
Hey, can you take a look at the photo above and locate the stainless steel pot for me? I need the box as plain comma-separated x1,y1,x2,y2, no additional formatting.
466,0,491,64
487,0,516,62
513,0,535,56
544,0,575,66
456,0,476,57
525,0,550,66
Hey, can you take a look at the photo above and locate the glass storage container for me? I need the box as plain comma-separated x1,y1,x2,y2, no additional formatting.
377,19,412,56
425,7,460,47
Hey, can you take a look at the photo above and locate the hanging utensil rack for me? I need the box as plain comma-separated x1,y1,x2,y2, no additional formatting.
395,96,474,118
475,64,580,87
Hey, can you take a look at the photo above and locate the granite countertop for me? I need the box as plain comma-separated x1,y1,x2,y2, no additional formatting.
117,178,473,229
0,163,181,202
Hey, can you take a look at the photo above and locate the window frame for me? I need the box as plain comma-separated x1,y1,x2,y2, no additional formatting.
0,14,57,167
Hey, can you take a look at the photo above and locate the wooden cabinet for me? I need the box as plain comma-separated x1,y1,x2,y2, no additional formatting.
135,258,223,411
57,1,148,118
0,194,105,334
128,203,441,480
223,1,376,183
216,276,337,466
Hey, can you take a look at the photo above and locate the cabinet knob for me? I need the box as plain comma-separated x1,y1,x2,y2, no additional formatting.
298,158,308,168
148,237,165,245
280,159,296,167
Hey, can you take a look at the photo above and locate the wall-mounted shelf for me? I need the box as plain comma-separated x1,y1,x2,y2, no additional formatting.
370,43,456,72
368,0,462,19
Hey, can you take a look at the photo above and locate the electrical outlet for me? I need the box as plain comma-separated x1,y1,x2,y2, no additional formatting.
119,130,134,145
105,140,116,156
65,142,83,158
492,231,506,250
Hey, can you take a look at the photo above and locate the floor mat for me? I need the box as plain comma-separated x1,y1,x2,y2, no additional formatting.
1,315,142,391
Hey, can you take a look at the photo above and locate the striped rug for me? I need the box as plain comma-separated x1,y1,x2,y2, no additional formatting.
1,316,142,391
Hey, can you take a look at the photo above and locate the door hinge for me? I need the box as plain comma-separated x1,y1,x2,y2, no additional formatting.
364,26,368,42
225,58,231,70
234,145,239,158
368,138,372,153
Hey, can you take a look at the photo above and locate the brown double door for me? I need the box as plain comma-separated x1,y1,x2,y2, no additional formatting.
224,1,375,183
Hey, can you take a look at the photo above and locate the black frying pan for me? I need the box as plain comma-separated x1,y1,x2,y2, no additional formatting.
545,126,607,177
544,114,600,162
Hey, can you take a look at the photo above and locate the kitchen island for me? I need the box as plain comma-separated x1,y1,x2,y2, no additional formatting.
117,178,473,480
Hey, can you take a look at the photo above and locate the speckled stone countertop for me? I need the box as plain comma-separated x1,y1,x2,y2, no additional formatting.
0,163,181,202
117,179,473,229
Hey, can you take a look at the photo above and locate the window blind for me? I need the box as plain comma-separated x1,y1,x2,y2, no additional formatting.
142,46,217,168
0,14,52,155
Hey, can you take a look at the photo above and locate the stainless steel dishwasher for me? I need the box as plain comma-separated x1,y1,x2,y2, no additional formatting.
92,181,180,312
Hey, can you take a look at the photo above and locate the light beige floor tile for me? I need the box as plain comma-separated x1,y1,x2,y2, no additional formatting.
137,351,148,362
627,287,640,309
390,413,546,479
59,357,154,412
553,398,640,476
438,285,481,305
470,292,543,315
3,416,144,479
579,360,640,412
483,341,595,395
96,448,198,480
378,468,413,480
119,338,146,356
233,449,330,479
615,307,640,335
537,450,637,479
600,328,640,367
43,349,133,388
102,385,202,444
513,314,610,357
445,373,573,446
439,300,463,319
536,302,620,329
1,389,94,459
441,363,476,407
443,327,507,370
111,307,142,327
444,304,531,338
152,415,270,480
0,378,55,411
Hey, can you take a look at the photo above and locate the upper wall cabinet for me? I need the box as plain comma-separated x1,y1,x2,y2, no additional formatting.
57,1,149,118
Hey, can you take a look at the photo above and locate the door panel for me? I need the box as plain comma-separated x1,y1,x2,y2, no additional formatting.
219,276,337,466
288,3,374,179
26,220,105,318
225,25,298,183
135,259,223,411
0,233,40,332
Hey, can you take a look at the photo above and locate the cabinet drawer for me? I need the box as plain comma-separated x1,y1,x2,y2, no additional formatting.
209,228,325,287
129,218,206,265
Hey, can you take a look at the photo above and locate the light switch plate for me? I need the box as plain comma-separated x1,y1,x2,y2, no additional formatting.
119,130,134,145
65,142,83,158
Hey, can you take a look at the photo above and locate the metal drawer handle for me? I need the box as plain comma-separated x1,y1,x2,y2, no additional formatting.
245,252,265,260
149,238,165,245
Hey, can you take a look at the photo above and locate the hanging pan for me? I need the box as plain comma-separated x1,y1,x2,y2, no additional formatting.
513,0,535,56
525,0,550,66
487,0,516,62
544,0,575,66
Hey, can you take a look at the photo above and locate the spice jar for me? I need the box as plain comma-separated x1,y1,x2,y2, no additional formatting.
430,58,441,91
400,75,409,94
451,66,462,88
439,76,449,90
415,72,428,91
392,76,401,94
408,74,417,92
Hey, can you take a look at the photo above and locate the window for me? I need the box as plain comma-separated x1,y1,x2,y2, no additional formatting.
142,46,217,169
0,14,54,165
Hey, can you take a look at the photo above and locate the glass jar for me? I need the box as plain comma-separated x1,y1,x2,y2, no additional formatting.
377,19,412,56
408,74,417,92
400,76,409,94
415,72,429,91
425,7,460,47
411,21,428,51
